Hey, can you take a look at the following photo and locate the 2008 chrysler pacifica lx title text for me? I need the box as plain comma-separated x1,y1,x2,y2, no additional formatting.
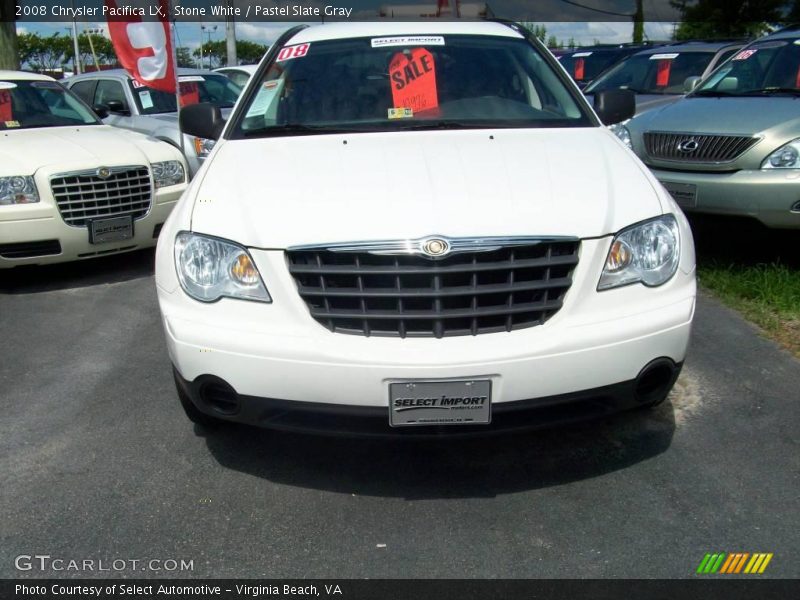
155,21,697,437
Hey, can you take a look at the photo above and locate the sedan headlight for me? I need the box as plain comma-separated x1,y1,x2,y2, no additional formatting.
608,122,632,149
152,160,185,188
598,215,680,290
762,138,800,169
0,176,39,205
174,232,271,303
193,136,216,159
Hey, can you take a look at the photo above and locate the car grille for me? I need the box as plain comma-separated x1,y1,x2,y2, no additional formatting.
286,240,580,338
50,166,152,227
644,132,759,163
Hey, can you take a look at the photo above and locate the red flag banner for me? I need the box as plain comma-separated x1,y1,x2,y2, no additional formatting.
105,0,176,94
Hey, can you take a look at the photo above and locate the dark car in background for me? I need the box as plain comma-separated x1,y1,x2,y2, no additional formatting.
558,43,667,89
585,40,747,115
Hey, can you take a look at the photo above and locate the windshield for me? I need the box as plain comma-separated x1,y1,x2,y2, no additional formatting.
585,51,716,95
0,79,99,130
131,74,242,115
694,39,800,96
233,34,593,138
559,50,628,84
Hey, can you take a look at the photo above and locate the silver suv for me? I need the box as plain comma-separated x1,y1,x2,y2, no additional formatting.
66,69,241,176
623,29,800,229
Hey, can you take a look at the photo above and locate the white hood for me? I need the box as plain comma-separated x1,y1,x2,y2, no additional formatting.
0,125,180,175
190,128,662,246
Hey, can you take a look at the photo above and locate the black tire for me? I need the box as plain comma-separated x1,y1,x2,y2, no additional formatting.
173,371,221,429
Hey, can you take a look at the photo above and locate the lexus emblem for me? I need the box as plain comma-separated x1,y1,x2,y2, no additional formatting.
96,167,112,179
421,238,450,258
677,139,700,153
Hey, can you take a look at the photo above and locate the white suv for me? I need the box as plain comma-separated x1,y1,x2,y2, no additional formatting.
0,71,187,268
156,22,696,436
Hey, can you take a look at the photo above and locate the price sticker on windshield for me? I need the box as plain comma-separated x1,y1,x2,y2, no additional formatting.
0,90,12,121
390,48,439,113
179,81,200,107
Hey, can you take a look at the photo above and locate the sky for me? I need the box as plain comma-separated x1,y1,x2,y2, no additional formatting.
18,20,679,58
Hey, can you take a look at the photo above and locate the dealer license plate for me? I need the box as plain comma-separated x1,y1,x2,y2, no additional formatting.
89,215,133,244
662,181,698,209
389,379,492,427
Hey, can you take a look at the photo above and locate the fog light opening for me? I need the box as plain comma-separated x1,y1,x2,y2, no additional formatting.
198,379,240,415
635,359,677,406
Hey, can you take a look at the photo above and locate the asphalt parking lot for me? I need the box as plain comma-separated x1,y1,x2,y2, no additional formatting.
1,245,798,579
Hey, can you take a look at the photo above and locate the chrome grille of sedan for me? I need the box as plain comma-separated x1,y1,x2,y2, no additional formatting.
287,239,580,338
50,166,152,227
644,132,759,163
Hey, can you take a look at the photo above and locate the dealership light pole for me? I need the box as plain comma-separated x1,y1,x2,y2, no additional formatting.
225,0,237,67
70,0,82,74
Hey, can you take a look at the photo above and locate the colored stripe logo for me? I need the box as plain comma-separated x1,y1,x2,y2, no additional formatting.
696,553,773,574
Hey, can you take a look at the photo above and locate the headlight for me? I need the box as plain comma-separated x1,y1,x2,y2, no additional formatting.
608,122,632,149
152,160,185,188
193,137,216,159
174,232,271,303
0,176,39,205
598,215,680,290
762,138,800,169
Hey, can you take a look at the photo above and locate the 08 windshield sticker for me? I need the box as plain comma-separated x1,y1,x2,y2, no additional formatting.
733,49,758,61
390,48,439,114
179,81,200,107
649,53,679,60
276,43,310,62
372,36,445,48
0,90,12,122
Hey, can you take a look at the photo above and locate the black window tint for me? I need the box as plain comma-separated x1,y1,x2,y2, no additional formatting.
70,80,96,104
95,80,128,110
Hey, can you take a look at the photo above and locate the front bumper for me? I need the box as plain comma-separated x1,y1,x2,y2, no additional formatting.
174,359,684,437
0,185,185,268
651,167,800,229
158,237,696,435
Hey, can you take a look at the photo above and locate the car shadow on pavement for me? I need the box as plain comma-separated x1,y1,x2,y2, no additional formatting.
202,400,677,500
0,248,155,294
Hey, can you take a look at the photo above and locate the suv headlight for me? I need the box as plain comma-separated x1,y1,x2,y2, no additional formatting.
193,136,216,159
608,122,632,149
598,215,680,290
152,160,185,188
0,176,39,205
174,232,271,303
762,138,800,169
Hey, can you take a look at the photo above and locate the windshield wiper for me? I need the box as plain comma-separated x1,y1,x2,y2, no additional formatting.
743,87,800,96
242,123,356,137
692,89,739,97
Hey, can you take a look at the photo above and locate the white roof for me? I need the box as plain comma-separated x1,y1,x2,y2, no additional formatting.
0,70,55,82
288,21,522,44
215,65,259,74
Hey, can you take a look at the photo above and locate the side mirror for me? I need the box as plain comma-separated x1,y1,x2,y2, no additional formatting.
594,89,636,125
684,76,702,94
105,100,130,116
180,103,225,140
92,104,109,119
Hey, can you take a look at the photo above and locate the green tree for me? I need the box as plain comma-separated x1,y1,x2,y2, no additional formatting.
0,0,18,70
193,39,268,68
77,33,116,70
176,46,194,68
236,40,269,64
546,35,559,49
18,32,72,71
671,0,784,40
